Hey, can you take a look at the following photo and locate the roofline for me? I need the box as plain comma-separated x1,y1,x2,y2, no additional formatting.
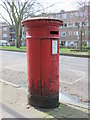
47,10,79,15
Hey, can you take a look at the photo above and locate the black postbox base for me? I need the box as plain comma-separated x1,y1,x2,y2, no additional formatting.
28,93,59,108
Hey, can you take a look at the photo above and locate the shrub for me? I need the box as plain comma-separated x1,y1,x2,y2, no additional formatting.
85,46,90,50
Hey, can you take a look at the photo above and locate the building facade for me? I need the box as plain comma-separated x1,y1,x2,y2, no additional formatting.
22,4,90,47
88,2,90,45
9,27,16,41
0,3,90,47
0,22,10,41
0,22,15,42
45,4,90,47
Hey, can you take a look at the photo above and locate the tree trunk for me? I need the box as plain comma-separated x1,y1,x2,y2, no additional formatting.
15,24,21,48
83,29,85,50
16,40,20,48
16,34,21,48
80,22,84,51
80,30,82,51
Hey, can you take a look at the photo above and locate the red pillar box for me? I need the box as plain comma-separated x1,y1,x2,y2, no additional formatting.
22,18,63,108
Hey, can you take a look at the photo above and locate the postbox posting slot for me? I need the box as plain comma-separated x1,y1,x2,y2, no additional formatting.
50,31,58,35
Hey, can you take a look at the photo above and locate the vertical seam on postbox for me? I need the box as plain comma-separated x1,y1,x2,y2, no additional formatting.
40,39,42,96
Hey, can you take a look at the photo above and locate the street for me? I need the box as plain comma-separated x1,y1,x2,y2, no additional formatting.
0,50,89,102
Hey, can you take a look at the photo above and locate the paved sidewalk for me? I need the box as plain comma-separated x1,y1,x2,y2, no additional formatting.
0,82,89,119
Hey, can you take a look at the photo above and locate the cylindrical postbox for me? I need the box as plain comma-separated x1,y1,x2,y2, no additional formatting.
22,18,63,108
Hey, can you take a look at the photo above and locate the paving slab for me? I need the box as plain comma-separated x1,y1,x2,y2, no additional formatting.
0,82,89,119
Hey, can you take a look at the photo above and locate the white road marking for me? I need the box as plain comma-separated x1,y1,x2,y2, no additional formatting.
68,63,88,67
60,69,87,85
6,64,26,67
59,61,88,67
4,64,27,72
4,67,22,72
60,81,72,85
0,79,21,88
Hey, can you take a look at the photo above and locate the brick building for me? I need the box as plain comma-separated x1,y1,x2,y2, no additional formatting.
39,3,90,47
0,22,10,41
47,5,89,47
0,22,15,42
88,2,90,43
0,2,90,47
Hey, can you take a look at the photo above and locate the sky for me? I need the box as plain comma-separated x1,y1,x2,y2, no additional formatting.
0,0,89,21
40,0,77,12
39,0,89,13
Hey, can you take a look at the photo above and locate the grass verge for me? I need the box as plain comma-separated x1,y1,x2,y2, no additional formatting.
0,46,89,55
59,48,89,55
0,46,26,52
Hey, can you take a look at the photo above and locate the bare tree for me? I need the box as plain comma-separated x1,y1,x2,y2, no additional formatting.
0,0,38,48
0,0,62,48
77,0,88,50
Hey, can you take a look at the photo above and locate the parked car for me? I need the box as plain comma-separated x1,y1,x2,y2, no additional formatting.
0,40,10,46
9,41,15,46
69,42,75,47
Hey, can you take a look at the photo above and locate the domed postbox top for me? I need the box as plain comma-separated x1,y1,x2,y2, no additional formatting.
22,17,63,29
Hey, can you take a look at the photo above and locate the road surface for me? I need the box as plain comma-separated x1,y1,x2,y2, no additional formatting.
0,50,89,102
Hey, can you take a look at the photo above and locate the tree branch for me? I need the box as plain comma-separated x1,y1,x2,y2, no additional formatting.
0,13,12,26
23,1,62,19
2,2,14,26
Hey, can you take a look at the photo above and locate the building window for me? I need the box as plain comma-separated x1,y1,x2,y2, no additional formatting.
88,31,90,35
70,13,73,18
62,13,66,19
49,15,54,19
56,14,60,19
82,31,86,36
83,22,88,26
79,12,83,17
3,27,8,31
10,27,15,33
75,12,79,16
69,31,72,37
3,34,8,37
74,22,79,27
63,23,67,27
59,31,60,35
61,32,66,37
74,31,78,36
89,12,90,16
68,23,73,27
